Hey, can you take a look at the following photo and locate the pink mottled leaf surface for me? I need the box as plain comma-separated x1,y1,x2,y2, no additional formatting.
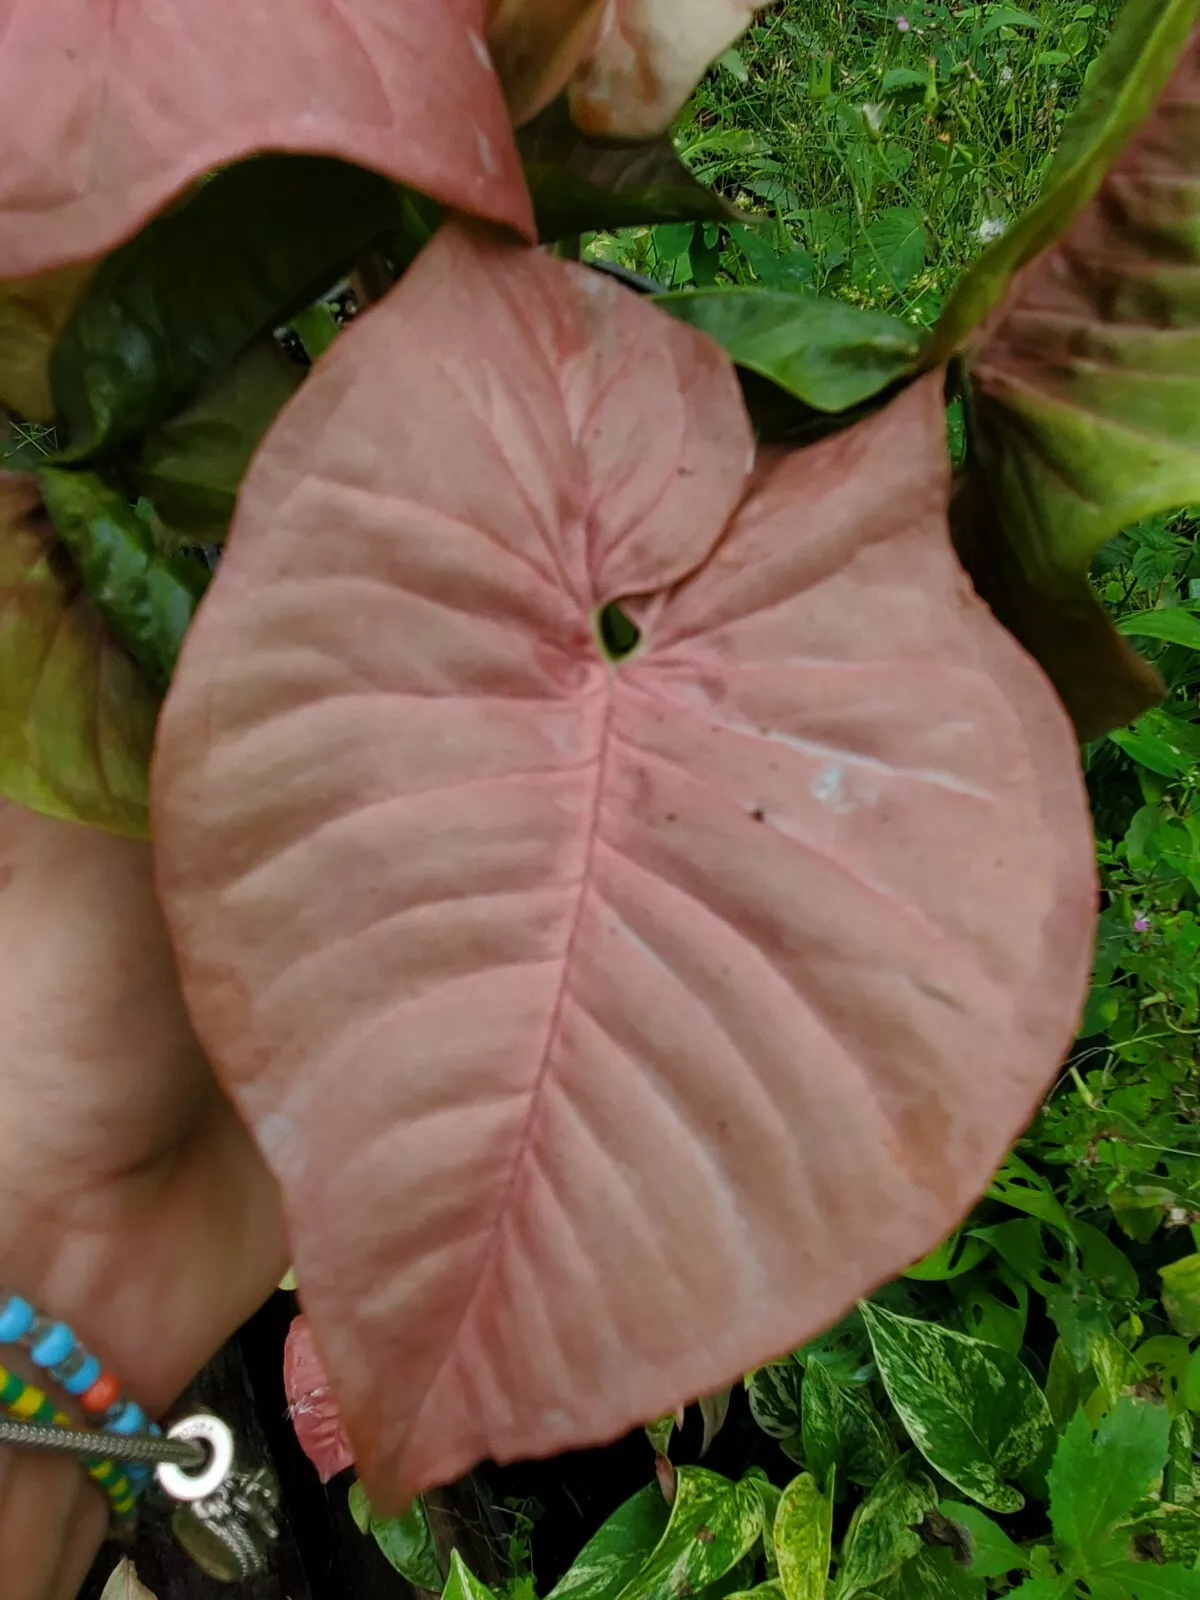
153,224,1096,1506
0,0,531,280
285,1315,357,1484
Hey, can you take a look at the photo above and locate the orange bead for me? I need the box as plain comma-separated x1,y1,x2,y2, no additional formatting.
80,1371,122,1416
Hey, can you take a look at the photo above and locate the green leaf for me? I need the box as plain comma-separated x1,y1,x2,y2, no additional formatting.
1184,1349,1200,1414
1097,1563,1200,1598
290,302,341,364
1161,1256,1200,1339
802,1362,894,1494
51,155,411,457
348,1481,371,1536
930,0,1200,359
774,1474,832,1600
860,1301,1052,1513
853,209,926,294
1048,1401,1171,1575
615,1468,765,1600
653,289,921,414
1003,1581,1072,1600
444,1552,500,1600
725,1586,785,1600
981,5,1043,33
836,1455,937,1599
520,99,729,241
875,1548,985,1599
0,264,94,423
361,1495,442,1590
903,1230,990,1282
1117,608,1200,651
120,340,301,546
38,468,208,690
548,1486,672,1600
937,1502,1029,1580
0,473,156,836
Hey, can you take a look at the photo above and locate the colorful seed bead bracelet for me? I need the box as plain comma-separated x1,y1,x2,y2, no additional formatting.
0,1362,137,1517
0,1292,161,1510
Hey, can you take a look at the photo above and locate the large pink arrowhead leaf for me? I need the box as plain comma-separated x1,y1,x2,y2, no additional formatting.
153,224,1097,1507
0,0,531,280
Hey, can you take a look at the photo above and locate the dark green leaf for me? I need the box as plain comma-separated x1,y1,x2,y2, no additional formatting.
120,340,301,546
903,1230,990,1283
773,1473,832,1600
930,0,1200,359
802,1362,894,1494
836,1455,937,1599
548,1486,672,1600
853,209,926,294
1049,1402,1171,1574
653,289,921,414
363,1495,442,1589
615,1468,765,1600
860,1301,1052,1513
51,155,411,457
38,467,208,689
0,472,156,835
519,100,730,241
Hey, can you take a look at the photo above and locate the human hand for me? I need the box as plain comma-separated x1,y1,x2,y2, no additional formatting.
0,805,287,1599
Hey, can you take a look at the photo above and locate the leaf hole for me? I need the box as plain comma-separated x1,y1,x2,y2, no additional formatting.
597,602,642,662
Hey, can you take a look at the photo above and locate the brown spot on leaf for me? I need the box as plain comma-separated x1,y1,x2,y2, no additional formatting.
695,1525,715,1544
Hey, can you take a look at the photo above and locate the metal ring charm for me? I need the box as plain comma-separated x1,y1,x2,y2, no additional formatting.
156,1415,234,1503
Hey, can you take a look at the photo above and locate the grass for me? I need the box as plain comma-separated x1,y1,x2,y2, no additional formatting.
586,0,1122,324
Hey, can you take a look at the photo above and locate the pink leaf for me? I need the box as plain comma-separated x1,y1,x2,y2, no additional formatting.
153,223,1096,1507
284,1315,356,1483
0,0,531,279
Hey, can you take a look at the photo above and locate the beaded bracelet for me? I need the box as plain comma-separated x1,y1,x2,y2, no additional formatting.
0,1362,137,1517
0,1292,159,1499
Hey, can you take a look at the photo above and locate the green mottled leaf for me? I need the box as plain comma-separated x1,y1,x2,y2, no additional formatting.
1118,608,1200,651
444,1552,500,1600
520,99,729,240
38,468,208,690
774,1474,832,1600
548,1486,672,1600
724,1584,785,1600
836,1455,937,1599
616,1469,765,1600
1185,1349,1200,1414
1049,1402,1171,1575
51,155,410,457
802,1362,894,1494
652,290,921,414
930,0,1200,358
121,341,301,546
875,1548,984,1599
750,1360,805,1443
365,1496,442,1590
938,1502,1029,1580
860,1301,1052,1512
1161,1257,1200,1339
348,1481,371,1536
0,472,156,836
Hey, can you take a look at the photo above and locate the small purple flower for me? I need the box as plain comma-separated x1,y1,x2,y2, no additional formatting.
896,14,911,29
1134,915,1151,932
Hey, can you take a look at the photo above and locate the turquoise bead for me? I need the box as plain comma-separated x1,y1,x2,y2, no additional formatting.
0,1297,35,1343
62,1353,101,1396
31,1322,75,1369
108,1400,147,1435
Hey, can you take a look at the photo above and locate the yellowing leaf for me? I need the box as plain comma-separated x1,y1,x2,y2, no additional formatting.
0,473,156,836
100,1559,158,1600
0,263,93,421
773,1474,831,1600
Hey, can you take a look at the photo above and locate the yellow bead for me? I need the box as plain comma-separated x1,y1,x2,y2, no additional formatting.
9,1383,47,1420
